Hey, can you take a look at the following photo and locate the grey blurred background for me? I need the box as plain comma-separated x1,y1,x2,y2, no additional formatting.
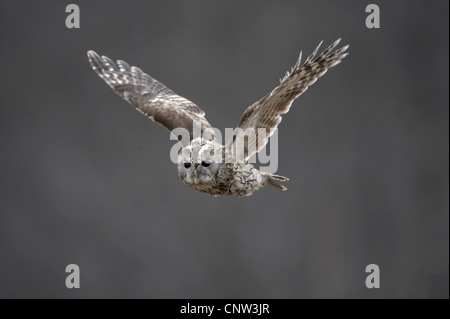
0,0,448,298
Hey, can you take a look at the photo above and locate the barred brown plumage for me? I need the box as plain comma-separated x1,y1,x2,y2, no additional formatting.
87,39,349,196
228,39,349,161
87,50,213,143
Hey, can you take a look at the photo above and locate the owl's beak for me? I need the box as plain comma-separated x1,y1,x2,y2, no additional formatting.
193,166,199,178
192,163,200,181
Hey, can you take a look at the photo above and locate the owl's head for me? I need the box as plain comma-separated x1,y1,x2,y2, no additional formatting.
177,138,224,185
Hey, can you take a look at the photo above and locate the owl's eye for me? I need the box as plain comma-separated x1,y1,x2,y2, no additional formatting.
201,161,211,167
184,163,191,168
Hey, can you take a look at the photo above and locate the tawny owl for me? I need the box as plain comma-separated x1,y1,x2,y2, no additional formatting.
87,39,348,197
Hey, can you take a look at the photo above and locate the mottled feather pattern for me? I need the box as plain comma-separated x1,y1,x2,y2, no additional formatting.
88,39,348,196
87,51,212,140
230,39,349,160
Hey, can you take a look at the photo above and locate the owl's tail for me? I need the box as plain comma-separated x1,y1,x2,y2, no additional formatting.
263,173,289,191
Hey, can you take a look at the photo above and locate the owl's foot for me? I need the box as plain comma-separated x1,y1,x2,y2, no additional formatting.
263,173,289,191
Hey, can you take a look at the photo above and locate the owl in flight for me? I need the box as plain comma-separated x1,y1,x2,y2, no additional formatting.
88,39,348,197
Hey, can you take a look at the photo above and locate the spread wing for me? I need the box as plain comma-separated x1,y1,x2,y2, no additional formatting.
87,51,213,144
227,39,349,161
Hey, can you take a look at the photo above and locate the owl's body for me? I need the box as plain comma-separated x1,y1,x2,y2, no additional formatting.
177,138,287,196
87,39,348,197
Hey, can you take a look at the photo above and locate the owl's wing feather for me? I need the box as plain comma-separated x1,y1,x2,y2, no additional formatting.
88,51,213,143
227,39,349,160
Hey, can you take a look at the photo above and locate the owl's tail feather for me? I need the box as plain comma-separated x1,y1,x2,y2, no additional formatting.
264,173,289,191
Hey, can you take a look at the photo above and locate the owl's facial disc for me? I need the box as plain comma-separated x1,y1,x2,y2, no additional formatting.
177,139,222,185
